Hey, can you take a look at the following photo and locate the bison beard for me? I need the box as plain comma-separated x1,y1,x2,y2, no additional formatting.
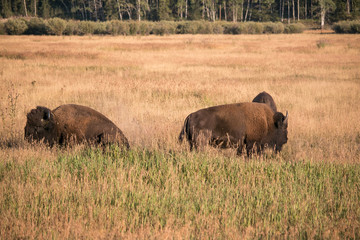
178,102,288,156
24,104,130,149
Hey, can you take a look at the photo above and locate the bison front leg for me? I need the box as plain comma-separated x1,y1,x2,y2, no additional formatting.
245,141,262,157
236,145,244,156
235,136,246,156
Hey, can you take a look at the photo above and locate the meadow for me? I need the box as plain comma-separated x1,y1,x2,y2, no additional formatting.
0,33,359,238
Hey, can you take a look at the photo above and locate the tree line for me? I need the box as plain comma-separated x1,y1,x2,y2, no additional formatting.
1,0,359,28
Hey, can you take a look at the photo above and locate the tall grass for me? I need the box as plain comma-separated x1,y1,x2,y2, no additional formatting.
0,34,359,237
1,146,359,238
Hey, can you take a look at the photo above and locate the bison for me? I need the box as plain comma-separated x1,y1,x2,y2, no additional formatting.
252,91,277,112
178,102,288,156
24,104,130,149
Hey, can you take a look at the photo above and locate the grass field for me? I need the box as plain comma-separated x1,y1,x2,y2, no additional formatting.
0,33,360,238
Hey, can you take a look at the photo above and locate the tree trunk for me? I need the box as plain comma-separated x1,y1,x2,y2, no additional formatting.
180,3,183,19
34,0,37,16
259,0,261,21
137,0,141,21
202,0,205,19
281,0,284,21
185,0,188,19
240,0,243,21
297,0,299,20
320,7,325,29
287,0,290,23
212,1,216,21
346,0,350,14
244,0,250,22
60,0,70,17
248,0,252,20
116,0,122,20
224,1,227,21
304,0,307,19
292,0,295,21
83,2,87,20
93,0,98,21
219,4,221,20
23,0,28,17
232,4,236,22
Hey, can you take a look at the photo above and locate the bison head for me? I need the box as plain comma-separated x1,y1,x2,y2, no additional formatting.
24,106,57,146
272,111,289,152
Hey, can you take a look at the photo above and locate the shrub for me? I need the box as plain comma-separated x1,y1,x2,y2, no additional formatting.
151,21,176,35
284,23,305,33
263,22,284,34
195,21,213,34
243,22,264,34
77,21,96,35
223,23,244,34
46,18,66,35
129,21,140,35
107,20,130,35
177,21,223,34
350,21,360,33
64,20,79,35
333,21,351,33
94,22,107,35
333,21,360,33
5,18,28,35
0,21,6,35
212,22,224,34
25,18,47,35
176,21,197,34
138,21,154,35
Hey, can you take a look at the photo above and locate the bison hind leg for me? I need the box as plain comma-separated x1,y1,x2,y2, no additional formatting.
193,129,212,151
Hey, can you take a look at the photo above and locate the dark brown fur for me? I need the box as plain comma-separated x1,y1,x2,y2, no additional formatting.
24,104,130,148
252,91,277,112
179,102,288,156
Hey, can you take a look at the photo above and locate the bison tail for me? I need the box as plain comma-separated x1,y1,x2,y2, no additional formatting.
178,115,191,143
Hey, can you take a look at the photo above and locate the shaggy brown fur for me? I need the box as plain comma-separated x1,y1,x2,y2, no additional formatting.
24,104,130,148
179,102,288,156
252,91,277,112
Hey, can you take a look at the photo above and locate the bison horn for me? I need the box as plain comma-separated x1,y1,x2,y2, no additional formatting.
283,111,288,125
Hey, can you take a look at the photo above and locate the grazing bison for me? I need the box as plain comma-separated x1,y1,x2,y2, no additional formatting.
178,102,288,156
252,91,277,112
24,104,130,148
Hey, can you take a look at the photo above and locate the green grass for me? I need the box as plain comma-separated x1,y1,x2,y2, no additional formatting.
1,146,359,238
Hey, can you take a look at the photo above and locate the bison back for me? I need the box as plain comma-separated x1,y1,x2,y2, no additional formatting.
53,104,129,148
187,102,274,147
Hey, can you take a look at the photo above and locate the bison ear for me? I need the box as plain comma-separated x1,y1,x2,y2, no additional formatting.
273,111,288,128
43,109,51,121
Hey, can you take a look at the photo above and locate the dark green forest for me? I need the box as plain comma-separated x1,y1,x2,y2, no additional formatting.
1,0,359,25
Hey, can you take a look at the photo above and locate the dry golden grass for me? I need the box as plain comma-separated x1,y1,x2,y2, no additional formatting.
0,33,360,238
1,34,359,161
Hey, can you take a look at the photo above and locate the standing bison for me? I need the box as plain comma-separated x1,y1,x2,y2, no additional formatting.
252,91,277,112
178,102,288,156
24,104,130,148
